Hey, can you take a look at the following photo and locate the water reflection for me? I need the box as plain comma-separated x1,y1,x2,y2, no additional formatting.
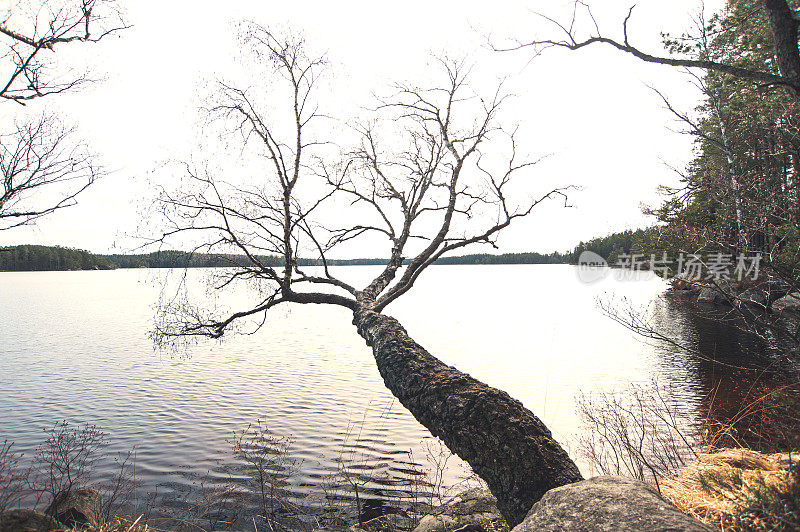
651,294,798,451
0,265,794,527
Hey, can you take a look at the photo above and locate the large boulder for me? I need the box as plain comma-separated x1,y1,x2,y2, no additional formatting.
670,274,702,293
511,476,713,532
45,488,101,528
697,281,735,307
738,282,790,309
773,292,800,315
412,489,505,532
0,509,63,532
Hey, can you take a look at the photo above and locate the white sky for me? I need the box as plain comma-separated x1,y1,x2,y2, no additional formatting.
2,0,724,255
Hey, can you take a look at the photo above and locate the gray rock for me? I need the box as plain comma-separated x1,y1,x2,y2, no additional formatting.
739,286,769,307
46,488,101,528
437,489,501,517
511,476,713,532
412,489,504,532
773,292,800,315
0,509,63,532
697,281,734,307
738,282,789,308
670,274,701,292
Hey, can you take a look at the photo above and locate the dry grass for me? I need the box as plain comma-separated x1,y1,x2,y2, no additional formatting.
63,515,153,532
660,448,799,531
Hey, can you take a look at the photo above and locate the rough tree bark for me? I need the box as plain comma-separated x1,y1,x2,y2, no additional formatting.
762,0,800,95
353,304,583,526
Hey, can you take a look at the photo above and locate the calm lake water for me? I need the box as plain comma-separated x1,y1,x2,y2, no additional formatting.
0,264,763,524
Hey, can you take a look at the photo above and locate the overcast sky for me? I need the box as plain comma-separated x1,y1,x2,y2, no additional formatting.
2,0,724,255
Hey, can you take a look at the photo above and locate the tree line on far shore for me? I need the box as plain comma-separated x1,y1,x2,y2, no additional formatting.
0,227,712,273
0,245,114,271
0,244,587,271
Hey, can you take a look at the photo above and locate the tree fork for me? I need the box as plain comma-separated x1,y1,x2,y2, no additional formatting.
352,305,583,527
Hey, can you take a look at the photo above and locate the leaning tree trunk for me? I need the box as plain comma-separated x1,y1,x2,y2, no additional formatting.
352,306,583,527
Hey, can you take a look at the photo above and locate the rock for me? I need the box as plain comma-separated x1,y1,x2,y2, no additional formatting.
415,514,458,532
773,292,800,315
437,489,501,517
738,286,769,307
0,509,63,532
45,488,101,528
412,489,505,532
511,476,714,532
697,281,734,307
738,282,789,309
670,274,701,292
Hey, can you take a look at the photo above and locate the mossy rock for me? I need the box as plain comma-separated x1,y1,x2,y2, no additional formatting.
0,509,64,532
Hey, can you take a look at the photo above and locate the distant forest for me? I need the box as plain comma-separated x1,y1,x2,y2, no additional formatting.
0,245,115,271
0,245,581,272
568,228,661,265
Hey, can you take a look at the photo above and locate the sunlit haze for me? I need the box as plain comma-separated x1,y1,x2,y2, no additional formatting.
3,0,723,255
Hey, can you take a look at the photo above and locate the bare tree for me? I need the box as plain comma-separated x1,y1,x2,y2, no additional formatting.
0,115,100,230
0,0,125,231
506,0,800,98
0,0,127,104
152,24,581,526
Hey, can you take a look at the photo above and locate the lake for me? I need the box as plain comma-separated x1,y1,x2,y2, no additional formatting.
0,264,764,526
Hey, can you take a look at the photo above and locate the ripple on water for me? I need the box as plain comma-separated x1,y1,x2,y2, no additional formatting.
0,266,737,519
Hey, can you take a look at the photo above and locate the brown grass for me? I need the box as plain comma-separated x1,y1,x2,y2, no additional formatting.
65,515,152,532
660,448,799,531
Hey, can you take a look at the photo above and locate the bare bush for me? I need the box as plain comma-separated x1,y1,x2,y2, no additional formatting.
0,440,25,516
30,421,107,512
190,477,242,531
321,415,487,530
98,448,136,523
159,472,243,532
577,382,702,493
3,417,491,531
229,419,298,531
409,437,487,514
